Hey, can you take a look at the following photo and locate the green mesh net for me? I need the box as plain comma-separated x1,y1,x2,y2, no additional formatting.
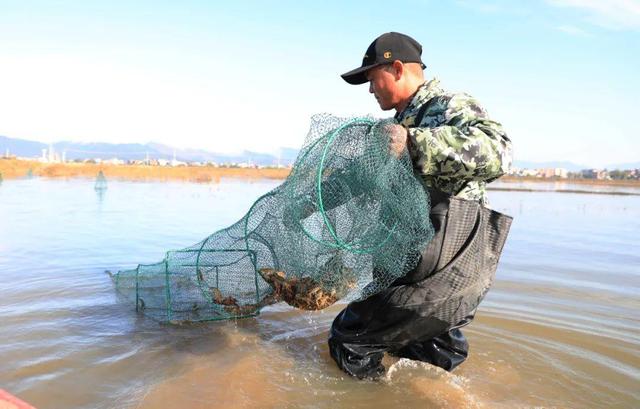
113,115,434,323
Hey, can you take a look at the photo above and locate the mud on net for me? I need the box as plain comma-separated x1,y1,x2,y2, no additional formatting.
113,115,434,322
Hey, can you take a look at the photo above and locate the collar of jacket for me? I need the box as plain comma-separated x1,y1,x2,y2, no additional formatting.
394,78,444,126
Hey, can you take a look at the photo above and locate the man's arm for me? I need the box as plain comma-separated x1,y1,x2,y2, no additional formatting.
407,94,512,186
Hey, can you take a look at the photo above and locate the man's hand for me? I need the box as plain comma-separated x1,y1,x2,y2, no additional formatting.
383,123,408,157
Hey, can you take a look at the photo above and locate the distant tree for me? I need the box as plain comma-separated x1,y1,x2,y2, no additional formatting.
608,169,629,180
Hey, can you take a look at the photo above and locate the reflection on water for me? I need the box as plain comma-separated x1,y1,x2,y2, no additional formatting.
95,187,107,203
0,179,638,408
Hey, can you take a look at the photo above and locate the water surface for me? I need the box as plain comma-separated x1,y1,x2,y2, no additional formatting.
0,179,638,408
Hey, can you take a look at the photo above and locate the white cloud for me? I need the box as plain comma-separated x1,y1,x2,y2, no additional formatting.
556,24,592,36
548,0,640,30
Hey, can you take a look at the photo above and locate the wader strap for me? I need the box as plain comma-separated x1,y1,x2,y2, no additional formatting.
414,101,431,126
427,187,452,210
414,102,450,208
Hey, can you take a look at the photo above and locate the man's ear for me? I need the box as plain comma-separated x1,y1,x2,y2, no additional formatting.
392,60,404,81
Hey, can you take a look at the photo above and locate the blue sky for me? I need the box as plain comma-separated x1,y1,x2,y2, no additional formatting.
0,0,638,167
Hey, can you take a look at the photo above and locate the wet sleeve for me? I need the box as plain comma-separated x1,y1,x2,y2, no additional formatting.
407,94,512,184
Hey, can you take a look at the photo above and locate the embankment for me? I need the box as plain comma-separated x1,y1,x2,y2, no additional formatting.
0,159,290,182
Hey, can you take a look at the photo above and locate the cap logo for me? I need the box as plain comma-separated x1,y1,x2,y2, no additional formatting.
383,51,392,59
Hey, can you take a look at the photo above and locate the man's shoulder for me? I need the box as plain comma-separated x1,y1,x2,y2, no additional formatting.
414,79,451,108
422,82,485,116
410,81,480,127
446,92,488,117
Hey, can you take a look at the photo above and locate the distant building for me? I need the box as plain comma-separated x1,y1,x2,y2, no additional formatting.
581,169,607,180
48,143,55,162
103,158,125,165
507,167,537,177
39,144,62,163
170,149,187,167
540,168,555,178
539,168,568,178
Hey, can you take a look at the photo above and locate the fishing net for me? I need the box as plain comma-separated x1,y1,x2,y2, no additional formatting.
113,115,434,323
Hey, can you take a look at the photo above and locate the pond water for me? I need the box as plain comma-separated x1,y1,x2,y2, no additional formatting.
0,178,638,408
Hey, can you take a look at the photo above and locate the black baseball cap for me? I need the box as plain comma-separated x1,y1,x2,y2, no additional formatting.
341,32,426,85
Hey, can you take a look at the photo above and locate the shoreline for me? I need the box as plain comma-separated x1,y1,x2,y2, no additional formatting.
0,159,290,183
1,159,639,188
487,186,640,196
499,175,640,188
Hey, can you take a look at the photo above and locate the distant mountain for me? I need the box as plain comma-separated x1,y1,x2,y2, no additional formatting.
0,135,48,157
606,161,640,170
0,135,299,166
55,140,157,161
279,147,300,164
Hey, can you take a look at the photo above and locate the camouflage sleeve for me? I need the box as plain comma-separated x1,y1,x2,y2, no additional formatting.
407,93,512,185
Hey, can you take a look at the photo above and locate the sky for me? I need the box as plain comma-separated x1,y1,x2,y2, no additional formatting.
0,0,638,167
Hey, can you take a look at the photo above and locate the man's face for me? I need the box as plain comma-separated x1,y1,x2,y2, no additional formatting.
366,64,400,111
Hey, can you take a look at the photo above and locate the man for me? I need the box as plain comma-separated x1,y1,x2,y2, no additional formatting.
329,32,512,379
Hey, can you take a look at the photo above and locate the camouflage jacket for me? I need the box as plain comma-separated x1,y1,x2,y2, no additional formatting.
395,79,512,203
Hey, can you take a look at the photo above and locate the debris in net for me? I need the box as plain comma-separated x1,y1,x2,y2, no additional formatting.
259,268,357,310
210,287,239,307
210,287,279,316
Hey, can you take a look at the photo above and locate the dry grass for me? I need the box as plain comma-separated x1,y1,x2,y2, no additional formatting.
0,159,290,182
2,159,637,187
